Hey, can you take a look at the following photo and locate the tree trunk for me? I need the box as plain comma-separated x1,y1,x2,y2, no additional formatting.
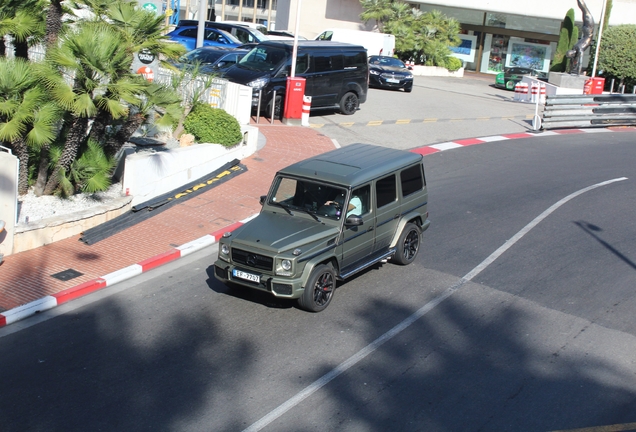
105,112,145,156
45,0,64,49
42,116,89,195
33,145,50,197
88,110,111,145
11,137,30,195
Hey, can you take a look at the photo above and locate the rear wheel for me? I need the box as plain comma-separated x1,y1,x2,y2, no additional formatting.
393,222,421,265
505,80,516,90
297,264,336,312
339,92,358,115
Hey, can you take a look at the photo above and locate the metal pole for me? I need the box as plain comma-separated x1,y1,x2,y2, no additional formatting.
256,90,262,124
592,0,607,78
610,78,614,94
290,0,302,78
270,90,276,124
196,0,206,48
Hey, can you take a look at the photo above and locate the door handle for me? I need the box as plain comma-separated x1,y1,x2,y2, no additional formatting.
394,214,400,219
367,226,374,232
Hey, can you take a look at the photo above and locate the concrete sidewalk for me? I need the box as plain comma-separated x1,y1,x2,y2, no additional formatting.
0,125,337,324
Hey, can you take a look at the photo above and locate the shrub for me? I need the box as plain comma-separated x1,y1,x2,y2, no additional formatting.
183,103,243,147
444,56,463,72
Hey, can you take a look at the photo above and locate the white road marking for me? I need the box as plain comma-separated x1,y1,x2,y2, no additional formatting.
242,177,628,432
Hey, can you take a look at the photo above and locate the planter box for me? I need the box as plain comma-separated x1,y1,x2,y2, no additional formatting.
123,125,259,207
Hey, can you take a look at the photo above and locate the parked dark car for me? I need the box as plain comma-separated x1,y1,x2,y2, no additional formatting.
173,46,249,74
495,67,548,90
167,26,240,51
368,55,414,92
176,20,268,44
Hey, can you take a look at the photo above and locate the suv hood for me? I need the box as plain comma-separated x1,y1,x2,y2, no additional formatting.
230,212,339,254
222,64,269,85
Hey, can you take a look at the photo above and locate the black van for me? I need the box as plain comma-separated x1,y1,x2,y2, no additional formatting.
222,40,368,118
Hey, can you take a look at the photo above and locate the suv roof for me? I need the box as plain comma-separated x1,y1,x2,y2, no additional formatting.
279,143,423,187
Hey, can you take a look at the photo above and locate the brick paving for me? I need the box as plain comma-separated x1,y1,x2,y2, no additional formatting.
0,125,336,313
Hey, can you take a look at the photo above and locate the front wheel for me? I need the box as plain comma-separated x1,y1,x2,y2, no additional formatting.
297,264,336,312
393,222,421,265
339,92,358,115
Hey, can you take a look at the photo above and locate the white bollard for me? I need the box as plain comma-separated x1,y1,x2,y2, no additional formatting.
530,81,539,103
301,95,312,127
540,83,546,104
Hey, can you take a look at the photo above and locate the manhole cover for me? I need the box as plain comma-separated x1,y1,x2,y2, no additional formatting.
51,269,84,281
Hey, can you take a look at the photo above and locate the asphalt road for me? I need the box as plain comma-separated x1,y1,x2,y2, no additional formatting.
308,74,539,149
1,130,635,431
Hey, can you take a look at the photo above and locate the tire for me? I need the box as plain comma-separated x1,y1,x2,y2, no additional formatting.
339,92,358,115
505,80,516,91
393,222,421,265
405,86,413,93
297,264,336,312
266,94,283,120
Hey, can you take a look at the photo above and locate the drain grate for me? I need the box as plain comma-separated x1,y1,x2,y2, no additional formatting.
51,269,84,281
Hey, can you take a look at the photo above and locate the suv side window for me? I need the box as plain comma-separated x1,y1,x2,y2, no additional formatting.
376,175,396,208
347,185,370,217
400,164,424,197
343,51,366,70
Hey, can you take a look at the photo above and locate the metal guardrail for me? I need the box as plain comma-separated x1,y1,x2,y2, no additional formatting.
542,94,636,130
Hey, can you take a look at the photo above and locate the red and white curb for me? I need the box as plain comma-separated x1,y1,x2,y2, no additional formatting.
410,128,615,155
1,127,634,328
0,215,258,328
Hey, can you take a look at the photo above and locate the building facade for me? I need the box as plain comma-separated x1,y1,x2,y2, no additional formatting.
274,0,636,74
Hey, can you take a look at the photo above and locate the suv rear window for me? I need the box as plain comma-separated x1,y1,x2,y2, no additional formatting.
400,165,424,197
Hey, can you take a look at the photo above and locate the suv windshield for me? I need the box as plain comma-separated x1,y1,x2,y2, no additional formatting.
238,46,288,72
269,177,347,220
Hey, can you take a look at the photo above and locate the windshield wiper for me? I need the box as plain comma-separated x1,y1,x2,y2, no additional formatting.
271,201,294,215
296,206,321,222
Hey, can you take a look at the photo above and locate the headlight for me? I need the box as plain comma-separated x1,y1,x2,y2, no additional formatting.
276,258,293,276
221,244,230,255
405,73,413,79
247,76,269,90
370,69,380,75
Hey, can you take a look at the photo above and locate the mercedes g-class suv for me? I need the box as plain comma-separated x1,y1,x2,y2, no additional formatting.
213,143,430,312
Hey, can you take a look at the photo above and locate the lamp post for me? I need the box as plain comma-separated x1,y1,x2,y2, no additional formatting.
591,0,607,77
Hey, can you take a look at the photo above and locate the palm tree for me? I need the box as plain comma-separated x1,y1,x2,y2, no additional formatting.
359,0,394,32
38,22,146,195
0,58,59,194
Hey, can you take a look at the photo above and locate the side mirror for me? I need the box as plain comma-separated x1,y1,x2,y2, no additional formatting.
345,215,363,226
260,195,267,205
407,66,413,71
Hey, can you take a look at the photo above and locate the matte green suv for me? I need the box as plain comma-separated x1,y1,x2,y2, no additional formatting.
214,143,430,312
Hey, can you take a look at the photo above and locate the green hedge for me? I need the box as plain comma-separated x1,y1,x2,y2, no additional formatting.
183,103,243,147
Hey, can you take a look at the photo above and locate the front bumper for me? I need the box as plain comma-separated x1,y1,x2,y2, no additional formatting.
214,260,306,298
370,75,413,90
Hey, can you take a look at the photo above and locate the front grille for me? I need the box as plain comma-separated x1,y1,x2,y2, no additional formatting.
231,248,273,271
381,73,406,79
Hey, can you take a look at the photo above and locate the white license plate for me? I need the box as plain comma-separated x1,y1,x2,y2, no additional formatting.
232,269,260,283
386,78,400,83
